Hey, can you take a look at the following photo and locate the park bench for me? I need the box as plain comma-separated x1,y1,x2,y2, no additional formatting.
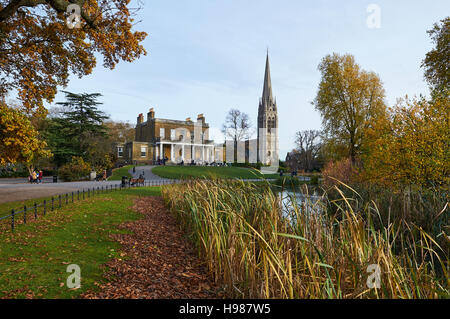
130,178,145,186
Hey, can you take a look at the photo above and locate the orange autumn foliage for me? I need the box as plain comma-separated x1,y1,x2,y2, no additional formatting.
0,0,147,116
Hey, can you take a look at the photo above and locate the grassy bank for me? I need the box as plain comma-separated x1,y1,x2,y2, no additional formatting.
108,165,133,181
0,187,160,298
162,179,448,299
152,166,278,180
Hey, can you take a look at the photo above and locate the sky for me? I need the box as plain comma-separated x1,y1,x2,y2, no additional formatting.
46,0,449,158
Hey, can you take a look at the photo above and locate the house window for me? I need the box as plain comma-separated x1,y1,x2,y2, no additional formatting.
141,146,147,157
170,129,175,140
160,128,165,139
117,147,123,157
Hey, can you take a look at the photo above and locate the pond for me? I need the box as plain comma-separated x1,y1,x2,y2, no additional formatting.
275,187,325,217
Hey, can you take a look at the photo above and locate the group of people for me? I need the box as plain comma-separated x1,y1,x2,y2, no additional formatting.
156,156,169,165
28,170,43,184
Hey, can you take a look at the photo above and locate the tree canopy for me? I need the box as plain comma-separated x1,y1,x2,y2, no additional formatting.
313,53,387,162
0,0,147,116
43,91,110,168
364,95,449,188
0,101,50,171
421,16,449,95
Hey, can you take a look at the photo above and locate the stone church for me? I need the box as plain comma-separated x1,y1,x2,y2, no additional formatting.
257,52,279,165
114,52,278,166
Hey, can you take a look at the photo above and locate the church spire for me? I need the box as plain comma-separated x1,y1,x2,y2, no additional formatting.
262,51,272,102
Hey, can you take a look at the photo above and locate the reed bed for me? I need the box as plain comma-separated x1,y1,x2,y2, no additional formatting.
161,179,449,298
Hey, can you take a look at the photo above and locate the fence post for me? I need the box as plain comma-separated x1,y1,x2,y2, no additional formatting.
83,189,85,200
65,193,68,205
88,188,90,198
44,200,46,216
72,192,74,203
34,202,37,219
59,195,61,208
77,190,79,200
11,209,14,231
23,205,27,224
51,197,54,211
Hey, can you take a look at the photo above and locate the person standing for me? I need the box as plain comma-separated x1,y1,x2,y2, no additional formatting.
38,170,43,184
103,169,107,181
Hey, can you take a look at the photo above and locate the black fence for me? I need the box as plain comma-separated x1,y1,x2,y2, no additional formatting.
0,179,180,232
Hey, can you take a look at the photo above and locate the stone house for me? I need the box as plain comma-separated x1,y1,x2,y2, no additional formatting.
114,109,220,165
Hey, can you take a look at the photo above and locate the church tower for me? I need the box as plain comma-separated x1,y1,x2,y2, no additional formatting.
257,52,279,164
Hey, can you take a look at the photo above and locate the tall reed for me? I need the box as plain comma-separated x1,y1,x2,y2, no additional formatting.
161,179,449,298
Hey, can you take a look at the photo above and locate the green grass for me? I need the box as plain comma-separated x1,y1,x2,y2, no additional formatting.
0,186,161,298
108,165,133,181
152,166,278,180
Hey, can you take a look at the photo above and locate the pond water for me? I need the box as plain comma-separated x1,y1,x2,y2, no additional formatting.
277,188,325,216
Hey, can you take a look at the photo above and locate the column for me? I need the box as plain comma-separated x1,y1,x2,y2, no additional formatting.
159,143,163,160
170,144,174,162
182,144,185,161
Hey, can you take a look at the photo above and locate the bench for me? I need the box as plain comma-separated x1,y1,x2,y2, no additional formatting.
130,178,145,186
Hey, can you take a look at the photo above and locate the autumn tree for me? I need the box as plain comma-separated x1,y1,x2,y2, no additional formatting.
421,17,449,95
313,53,387,163
363,96,449,188
0,0,147,116
0,102,51,172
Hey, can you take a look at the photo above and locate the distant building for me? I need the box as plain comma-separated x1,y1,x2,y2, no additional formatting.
114,52,279,166
114,110,217,165
257,52,279,165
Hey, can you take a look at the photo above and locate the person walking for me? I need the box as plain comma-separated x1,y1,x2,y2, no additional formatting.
103,169,107,181
38,170,43,184
32,170,37,184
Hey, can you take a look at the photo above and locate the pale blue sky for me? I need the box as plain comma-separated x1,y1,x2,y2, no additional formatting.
49,0,449,158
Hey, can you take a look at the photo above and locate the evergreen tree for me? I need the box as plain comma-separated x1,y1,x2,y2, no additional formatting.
45,91,109,167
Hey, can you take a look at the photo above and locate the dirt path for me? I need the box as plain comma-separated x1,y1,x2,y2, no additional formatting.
82,196,220,299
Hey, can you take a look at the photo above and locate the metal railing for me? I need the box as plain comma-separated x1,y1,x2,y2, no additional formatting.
0,179,180,232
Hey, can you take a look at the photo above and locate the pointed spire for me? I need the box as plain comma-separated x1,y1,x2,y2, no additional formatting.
262,50,272,102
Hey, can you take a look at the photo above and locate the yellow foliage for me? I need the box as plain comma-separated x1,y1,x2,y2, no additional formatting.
0,103,51,168
363,96,449,188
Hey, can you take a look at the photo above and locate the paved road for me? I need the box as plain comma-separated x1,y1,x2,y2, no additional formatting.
129,165,165,180
0,166,167,204
0,180,122,204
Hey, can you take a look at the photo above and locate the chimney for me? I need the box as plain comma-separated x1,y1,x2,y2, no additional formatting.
137,113,144,124
185,117,191,122
147,107,155,121
197,113,205,124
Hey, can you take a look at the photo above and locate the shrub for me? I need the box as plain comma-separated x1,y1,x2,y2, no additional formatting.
58,156,91,182
321,158,361,189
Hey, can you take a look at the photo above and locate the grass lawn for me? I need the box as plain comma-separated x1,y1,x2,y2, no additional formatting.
0,186,160,298
152,166,279,180
108,165,133,181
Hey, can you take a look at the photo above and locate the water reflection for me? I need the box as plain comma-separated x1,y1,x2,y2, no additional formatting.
277,188,324,218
